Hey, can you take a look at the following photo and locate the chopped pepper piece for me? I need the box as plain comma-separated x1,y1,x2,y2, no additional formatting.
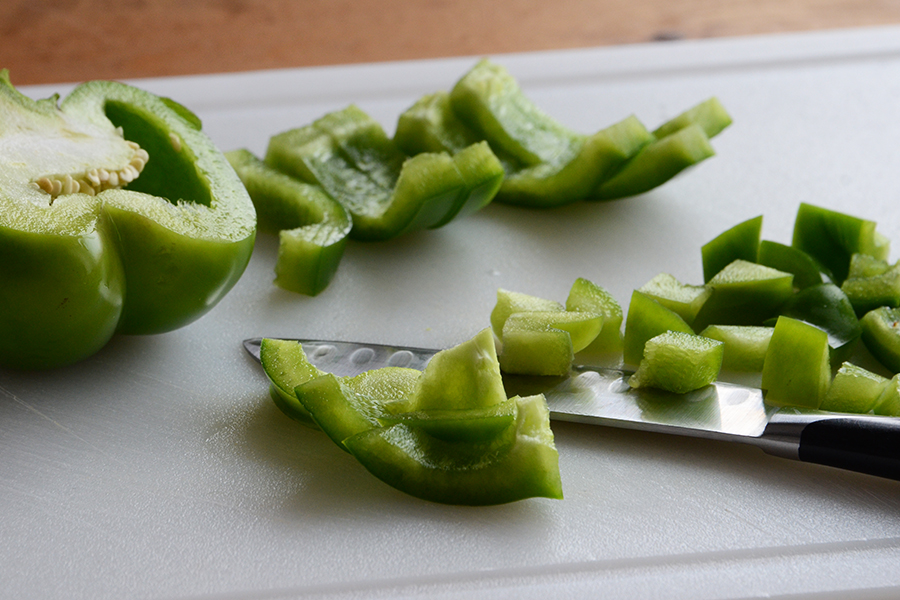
638,272,711,324
860,306,900,373
757,240,824,290
771,283,861,365
820,362,888,414
226,149,350,295
692,260,794,330
623,290,695,366
0,71,256,369
628,331,724,394
701,215,762,283
761,316,831,408
566,277,625,359
791,202,889,285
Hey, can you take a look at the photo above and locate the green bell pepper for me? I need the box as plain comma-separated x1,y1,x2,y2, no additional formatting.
0,72,256,370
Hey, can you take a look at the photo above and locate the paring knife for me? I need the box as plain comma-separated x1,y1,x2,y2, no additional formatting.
243,338,900,482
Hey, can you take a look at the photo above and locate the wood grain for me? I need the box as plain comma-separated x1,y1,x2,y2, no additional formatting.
2,0,900,86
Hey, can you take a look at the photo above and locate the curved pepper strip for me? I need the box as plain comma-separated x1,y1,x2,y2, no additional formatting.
260,332,562,505
0,72,256,369
590,97,732,201
397,89,653,208
226,149,350,296
414,59,729,207
265,105,503,242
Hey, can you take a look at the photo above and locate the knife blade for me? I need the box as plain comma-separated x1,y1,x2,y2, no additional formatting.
243,337,900,482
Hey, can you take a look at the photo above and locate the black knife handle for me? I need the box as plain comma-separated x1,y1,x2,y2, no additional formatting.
798,417,900,481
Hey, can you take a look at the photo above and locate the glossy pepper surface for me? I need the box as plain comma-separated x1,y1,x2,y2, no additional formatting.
0,72,256,369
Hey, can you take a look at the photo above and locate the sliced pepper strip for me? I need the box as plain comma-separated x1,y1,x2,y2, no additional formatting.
226,149,351,296
266,105,502,241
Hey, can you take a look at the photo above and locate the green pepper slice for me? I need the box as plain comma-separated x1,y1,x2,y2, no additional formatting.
259,338,324,427
399,80,652,208
591,124,715,200
757,240,824,290
771,283,862,365
497,116,653,208
701,215,762,283
791,202,889,285
445,59,728,206
344,394,562,505
692,260,794,331
590,97,731,201
761,316,831,408
266,105,502,241
226,149,351,296
651,97,733,140
263,328,561,505
0,72,256,369
449,59,579,167
623,290,695,366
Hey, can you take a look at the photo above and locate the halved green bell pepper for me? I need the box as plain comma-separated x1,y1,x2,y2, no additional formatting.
0,71,256,370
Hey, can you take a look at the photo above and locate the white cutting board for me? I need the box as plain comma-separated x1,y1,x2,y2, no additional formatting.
5,26,900,600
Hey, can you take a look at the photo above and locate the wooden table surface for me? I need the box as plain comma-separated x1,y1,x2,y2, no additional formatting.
3,0,900,87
